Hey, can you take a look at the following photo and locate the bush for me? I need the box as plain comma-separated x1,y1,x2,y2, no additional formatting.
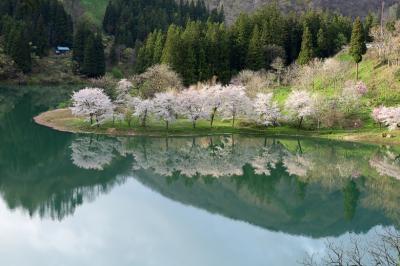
132,64,183,99
111,67,123,79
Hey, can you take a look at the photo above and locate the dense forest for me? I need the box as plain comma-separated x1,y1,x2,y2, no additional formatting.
0,0,73,73
0,0,376,82
135,5,361,84
102,0,224,46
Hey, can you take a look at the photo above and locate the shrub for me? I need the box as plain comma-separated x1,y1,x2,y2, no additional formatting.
111,67,123,79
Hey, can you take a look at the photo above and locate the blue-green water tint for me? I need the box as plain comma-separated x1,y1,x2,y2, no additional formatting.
0,86,399,265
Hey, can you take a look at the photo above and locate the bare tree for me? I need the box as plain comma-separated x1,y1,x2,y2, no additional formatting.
300,228,400,266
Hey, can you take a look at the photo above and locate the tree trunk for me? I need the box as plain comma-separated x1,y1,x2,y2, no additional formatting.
90,114,93,125
356,63,359,80
166,121,169,130
232,115,235,128
142,111,147,127
210,110,216,128
193,121,196,129
298,116,304,129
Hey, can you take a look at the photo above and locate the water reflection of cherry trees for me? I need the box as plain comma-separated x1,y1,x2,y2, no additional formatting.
70,135,400,182
69,135,400,229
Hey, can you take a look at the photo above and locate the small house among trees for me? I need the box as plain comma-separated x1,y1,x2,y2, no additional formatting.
56,46,71,55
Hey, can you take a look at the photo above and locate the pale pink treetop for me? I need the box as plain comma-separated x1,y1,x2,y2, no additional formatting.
253,93,281,126
285,90,316,121
70,87,113,125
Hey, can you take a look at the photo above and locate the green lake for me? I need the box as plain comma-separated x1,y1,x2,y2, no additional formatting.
0,86,399,265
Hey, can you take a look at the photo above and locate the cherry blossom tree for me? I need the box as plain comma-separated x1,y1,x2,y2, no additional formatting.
130,97,153,127
377,106,400,130
70,87,113,127
372,106,385,128
152,91,177,130
203,84,224,128
285,90,316,128
220,85,252,127
177,88,208,128
339,82,365,115
253,93,281,127
115,79,133,104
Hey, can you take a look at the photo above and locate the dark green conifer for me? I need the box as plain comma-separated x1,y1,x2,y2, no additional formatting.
297,26,314,65
246,25,264,70
349,17,367,80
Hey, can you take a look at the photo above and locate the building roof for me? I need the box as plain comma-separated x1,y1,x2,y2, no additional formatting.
57,46,70,51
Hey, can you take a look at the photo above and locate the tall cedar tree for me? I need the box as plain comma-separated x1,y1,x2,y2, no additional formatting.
73,22,90,71
161,25,181,69
297,26,314,65
246,25,264,71
13,26,32,73
349,17,367,80
82,33,106,78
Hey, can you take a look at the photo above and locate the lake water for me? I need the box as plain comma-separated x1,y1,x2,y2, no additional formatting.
0,86,399,265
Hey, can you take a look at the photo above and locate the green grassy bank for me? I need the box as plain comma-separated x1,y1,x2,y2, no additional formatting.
34,109,400,146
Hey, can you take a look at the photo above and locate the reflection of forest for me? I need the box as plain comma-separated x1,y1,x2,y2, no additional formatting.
69,134,400,237
0,87,131,220
0,87,400,238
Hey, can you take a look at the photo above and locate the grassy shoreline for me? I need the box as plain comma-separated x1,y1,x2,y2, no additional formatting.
34,109,400,145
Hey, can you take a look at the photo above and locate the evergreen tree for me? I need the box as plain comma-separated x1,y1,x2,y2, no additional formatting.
180,22,198,85
215,24,231,83
231,13,251,71
161,25,181,69
73,22,90,71
153,30,164,64
109,42,118,66
94,33,106,77
364,13,375,42
316,27,328,58
349,17,367,80
33,16,48,57
12,26,32,73
297,26,314,65
246,25,263,71
82,33,105,78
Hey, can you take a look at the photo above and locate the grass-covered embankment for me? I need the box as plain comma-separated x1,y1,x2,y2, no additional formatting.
34,108,400,145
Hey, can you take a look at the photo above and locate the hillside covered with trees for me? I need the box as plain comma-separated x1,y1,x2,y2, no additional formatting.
0,0,73,73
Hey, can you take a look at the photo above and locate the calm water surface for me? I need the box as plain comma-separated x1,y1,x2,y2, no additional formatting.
0,86,399,265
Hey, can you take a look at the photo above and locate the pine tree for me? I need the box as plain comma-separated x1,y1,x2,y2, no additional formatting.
109,42,118,66
82,33,105,78
82,34,96,76
34,16,48,57
349,17,366,80
180,22,198,85
246,25,263,71
12,26,32,73
216,24,231,83
94,33,106,77
364,13,375,43
153,30,164,64
73,22,90,70
297,26,314,65
161,25,181,69
317,27,328,58
231,13,251,71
